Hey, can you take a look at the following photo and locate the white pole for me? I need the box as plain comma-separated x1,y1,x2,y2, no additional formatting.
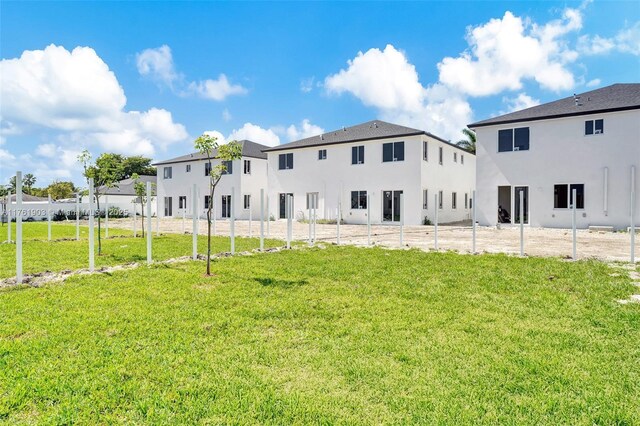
367,193,371,246
105,195,109,238
47,194,52,241
7,191,12,243
212,197,216,236
146,182,152,265
88,178,95,272
266,195,270,238
337,197,341,245
313,194,317,243
156,195,160,236
260,188,265,251
630,166,635,264
572,188,577,260
192,184,197,260
249,196,252,238
133,203,137,237
434,193,439,251
182,207,186,234
16,172,23,284
286,194,292,249
520,190,525,257
472,190,477,254
399,193,404,246
75,192,79,241
230,187,236,255
308,194,312,246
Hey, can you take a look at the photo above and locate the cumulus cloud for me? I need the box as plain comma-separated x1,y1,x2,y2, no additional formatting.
438,8,583,96
324,44,471,140
502,93,541,113
578,22,640,56
286,119,324,141
136,45,247,101
586,78,602,88
228,123,281,147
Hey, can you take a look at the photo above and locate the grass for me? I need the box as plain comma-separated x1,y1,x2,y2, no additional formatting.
1,246,639,424
0,223,283,279
0,221,131,242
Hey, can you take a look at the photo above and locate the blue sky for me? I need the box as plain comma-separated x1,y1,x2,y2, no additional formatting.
1,0,638,187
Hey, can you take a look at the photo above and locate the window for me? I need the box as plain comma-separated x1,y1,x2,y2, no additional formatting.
350,190,367,209
351,145,365,165
585,119,604,135
464,193,468,209
423,141,428,161
205,162,211,176
439,147,443,165
461,154,464,165
306,192,319,209
498,127,530,152
243,194,251,210
279,153,294,170
452,192,457,209
454,152,457,163
179,196,186,209
438,190,443,209
222,160,233,175
244,160,251,175
186,164,191,173
204,195,211,209
163,167,172,179
423,189,428,209
164,197,172,216
318,149,327,160
382,142,405,162
554,184,585,209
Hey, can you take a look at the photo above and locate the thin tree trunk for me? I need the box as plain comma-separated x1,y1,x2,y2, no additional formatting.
206,186,213,275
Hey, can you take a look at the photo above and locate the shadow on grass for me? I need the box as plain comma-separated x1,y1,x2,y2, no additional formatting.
253,277,308,288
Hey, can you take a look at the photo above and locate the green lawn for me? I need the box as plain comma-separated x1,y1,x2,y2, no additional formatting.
0,221,131,242
0,223,283,279
1,247,638,424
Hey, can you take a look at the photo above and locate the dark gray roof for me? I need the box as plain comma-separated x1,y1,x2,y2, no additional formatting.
469,83,640,128
3,193,48,202
99,175,156,196
262,120,460,152
153,140,269,165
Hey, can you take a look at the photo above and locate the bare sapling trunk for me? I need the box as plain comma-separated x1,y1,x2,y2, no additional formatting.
206,185,213,275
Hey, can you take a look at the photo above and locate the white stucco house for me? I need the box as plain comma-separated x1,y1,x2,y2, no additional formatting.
469,83,639,230
153,140,270,220
263,120,476,225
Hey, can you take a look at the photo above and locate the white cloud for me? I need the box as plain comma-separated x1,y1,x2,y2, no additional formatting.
228,123,281,147
35,143,57,157
300,77,315,93
324,45,471,140
286,119,324,141
437,8,583,96
0,44,188,158
502,93,540,113
586,78,601,88
203,130,227,144
578,22,640,56
186,74,247,101
222,108,232,122
136,45,180,88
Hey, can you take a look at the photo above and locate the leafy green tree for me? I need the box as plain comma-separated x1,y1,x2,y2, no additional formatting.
78,150,124,255
456,128,477,154
123,156,157,178
194,135,242,275
131,173,155,238
0,186,7,197
23,174,36,195
46,181,77,200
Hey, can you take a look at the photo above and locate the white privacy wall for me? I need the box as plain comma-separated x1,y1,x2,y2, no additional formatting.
475,109,640,229
266,134,476,225
156,156,268,220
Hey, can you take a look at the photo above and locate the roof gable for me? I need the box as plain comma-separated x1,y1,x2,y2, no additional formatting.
153,140,270,166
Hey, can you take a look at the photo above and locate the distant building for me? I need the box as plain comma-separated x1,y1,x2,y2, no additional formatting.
469,83,639,229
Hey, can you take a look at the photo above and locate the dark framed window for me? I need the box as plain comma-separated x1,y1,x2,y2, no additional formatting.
465,193,468,209
279,153,294,170
382,142,404,162
585,119,604,135
163,167,172,179
351,145,365,164
423,141,428,161
243,160,251,175
499,127,530,152
554,184,585,209
205,162,211,176
222,160,233,175
204,195,211,209
318,149,327,160
178,196,186,209
438,191,443,209
461,154,464,164
186,164,191,173
350,190,367,209
423,189,428,209
452,192,457,209
439,147,443,165
454,152,457,163
243,194,251,210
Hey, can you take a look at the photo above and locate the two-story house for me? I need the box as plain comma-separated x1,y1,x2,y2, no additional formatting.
153,140,270,220
263,120,476,226
469,83,640,229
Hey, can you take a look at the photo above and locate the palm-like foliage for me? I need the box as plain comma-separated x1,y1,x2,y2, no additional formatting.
456,128,476,154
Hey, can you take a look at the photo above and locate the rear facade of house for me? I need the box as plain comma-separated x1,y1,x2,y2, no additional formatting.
153,140,270,221
264,120,476,226
470,83,640,230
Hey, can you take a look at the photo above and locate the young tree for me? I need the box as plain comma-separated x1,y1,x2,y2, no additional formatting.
131,174,155,238
78,150,124,255
456,128,477,154
122,156,157,178
46,181,77,200
23,174,36,195
194,135,242,275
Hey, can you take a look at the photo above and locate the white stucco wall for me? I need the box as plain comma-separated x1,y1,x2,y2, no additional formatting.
266,135,476,225
474,109,640,229
156,156,268,220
